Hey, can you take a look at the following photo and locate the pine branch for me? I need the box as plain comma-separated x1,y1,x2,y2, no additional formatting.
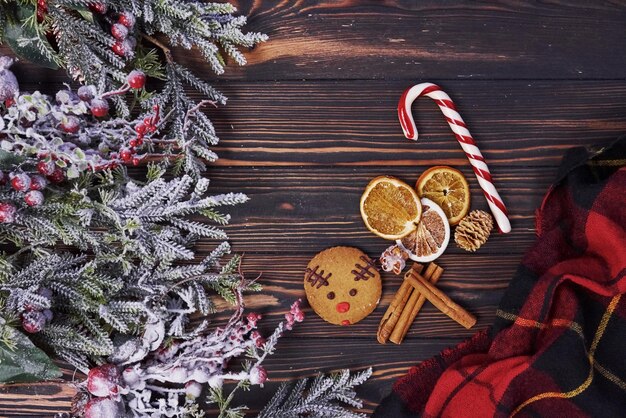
257,369,373,418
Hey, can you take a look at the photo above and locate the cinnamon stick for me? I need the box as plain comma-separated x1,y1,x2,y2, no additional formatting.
377,264,424,344
389,263,443,344
405,271,477,329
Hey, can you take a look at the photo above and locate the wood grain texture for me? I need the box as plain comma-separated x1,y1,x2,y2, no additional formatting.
5,1,626,81
2,0,626,416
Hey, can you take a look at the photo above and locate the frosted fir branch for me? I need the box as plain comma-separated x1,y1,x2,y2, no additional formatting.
1,1,266,177
257,368,373,418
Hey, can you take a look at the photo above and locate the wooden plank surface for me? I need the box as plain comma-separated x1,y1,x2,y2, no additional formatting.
1,0,626,416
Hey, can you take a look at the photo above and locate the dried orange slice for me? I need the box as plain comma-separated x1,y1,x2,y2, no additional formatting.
360,176,422,240
397,198,450,262
416,166,470,226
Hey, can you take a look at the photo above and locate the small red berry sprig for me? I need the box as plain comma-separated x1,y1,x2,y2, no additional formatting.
117,103,160,166
90,70,146,118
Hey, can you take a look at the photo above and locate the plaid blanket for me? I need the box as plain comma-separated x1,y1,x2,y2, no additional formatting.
374,137,626,418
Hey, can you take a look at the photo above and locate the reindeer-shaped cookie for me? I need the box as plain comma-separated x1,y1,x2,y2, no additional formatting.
304,247,382,326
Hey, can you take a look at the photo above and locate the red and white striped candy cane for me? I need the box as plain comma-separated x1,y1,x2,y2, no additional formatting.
398,82,511,233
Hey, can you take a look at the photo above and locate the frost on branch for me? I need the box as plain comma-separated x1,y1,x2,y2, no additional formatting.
73,294,304,418
258,368,373,418
0,168,250,372
0,0,267,177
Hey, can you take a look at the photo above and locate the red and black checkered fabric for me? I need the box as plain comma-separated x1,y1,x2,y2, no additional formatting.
374,137,626,418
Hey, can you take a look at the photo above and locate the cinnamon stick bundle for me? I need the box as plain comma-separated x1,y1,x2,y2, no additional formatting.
377,264,424,344
389,263,443,344
405,271,476,329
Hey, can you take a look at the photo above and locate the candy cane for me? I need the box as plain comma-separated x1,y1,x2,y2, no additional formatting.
398,82,511,233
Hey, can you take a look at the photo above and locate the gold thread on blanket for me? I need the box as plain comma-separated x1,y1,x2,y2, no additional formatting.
495,309,584,339
510,294,621,417
594,362,626,392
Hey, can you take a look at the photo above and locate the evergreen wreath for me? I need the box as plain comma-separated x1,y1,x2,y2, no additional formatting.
0,1,371,417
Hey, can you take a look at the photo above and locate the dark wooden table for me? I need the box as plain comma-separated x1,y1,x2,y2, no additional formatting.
2,1,626,416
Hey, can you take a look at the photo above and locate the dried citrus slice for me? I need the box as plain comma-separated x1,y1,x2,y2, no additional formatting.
360,176,422,240
416,166,470,226
397,198,450,262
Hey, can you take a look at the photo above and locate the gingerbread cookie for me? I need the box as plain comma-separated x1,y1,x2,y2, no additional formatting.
304,246,382,326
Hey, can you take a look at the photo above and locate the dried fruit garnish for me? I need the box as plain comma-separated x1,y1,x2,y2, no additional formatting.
398,198,450,262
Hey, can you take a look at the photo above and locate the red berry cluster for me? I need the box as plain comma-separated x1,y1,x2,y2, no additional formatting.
118,104,159,165
111,11,137,59
20,289,53,333
0,170,49,219
37,158,65,184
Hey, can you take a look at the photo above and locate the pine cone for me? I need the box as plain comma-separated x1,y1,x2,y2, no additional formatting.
454,210,494,252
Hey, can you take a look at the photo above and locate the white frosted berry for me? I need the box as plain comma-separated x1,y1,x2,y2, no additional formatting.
10,173,31,192
0,202,16,223
84,397,123,418
24,190,44,207
87,364,120,397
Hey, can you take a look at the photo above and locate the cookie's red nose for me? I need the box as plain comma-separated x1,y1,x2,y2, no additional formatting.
336,302,350,313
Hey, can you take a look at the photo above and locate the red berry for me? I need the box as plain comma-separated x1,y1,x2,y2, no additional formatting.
111,41,125,57
24,190,44,207
126,70,146,89
119,148,132,161
132,157,139,166
143,117,152,125
29,175,48,191
47,169,65,184
118,12,135,28
134,122,147,135
110,23,128,40
37,160,55,176
59,116,80,134
84,397,123,418
36,8,47,23
90,98,109,117
87,364,120,397
21,309,46,333
88,2,107,14
136,137,143,146
129,139,138,147
112,40,134,58
4,98,14,107
0,202,16,224
11,173,31,192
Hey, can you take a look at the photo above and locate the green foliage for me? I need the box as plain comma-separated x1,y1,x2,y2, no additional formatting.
0,0,267,177
2,3,60,69
0,323,62,383
257,369,373,418
0,166,249,372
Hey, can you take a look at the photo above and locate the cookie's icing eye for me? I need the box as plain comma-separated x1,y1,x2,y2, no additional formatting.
305,265,331,288
349,288,357,296
352,255,377,281
327,291,335,300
